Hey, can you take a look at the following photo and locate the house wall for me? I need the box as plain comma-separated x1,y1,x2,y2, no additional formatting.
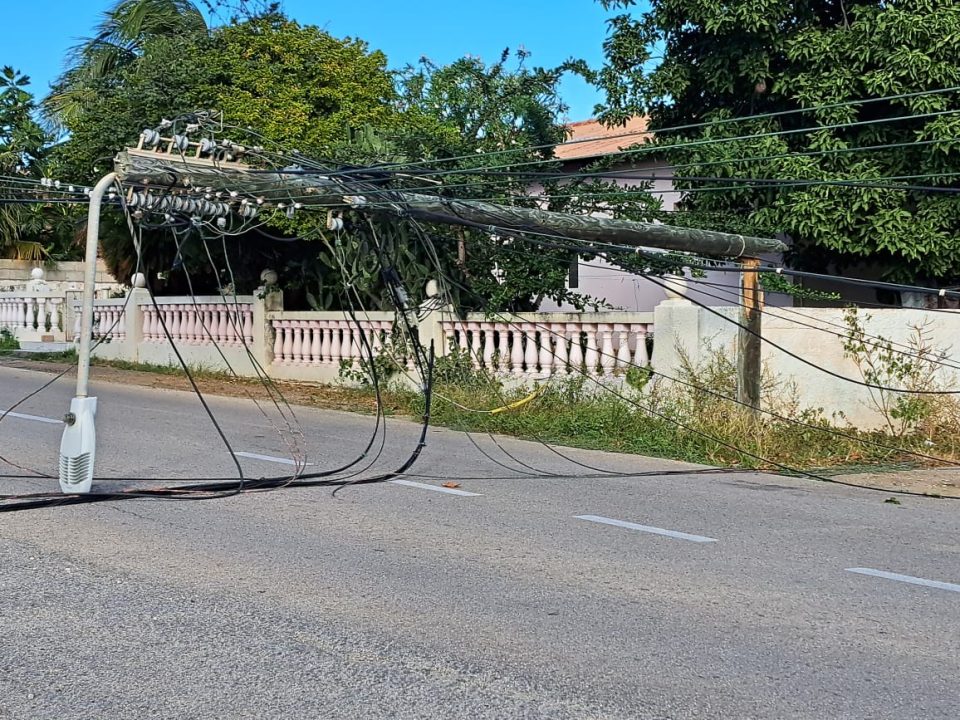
533,160,791,312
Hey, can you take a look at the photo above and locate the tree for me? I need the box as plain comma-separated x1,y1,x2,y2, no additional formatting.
0,67,75,260
44,0,208,128
591,0,960,285
48,4,657,309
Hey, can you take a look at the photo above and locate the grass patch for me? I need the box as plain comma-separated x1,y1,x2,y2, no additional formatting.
0,329,18,352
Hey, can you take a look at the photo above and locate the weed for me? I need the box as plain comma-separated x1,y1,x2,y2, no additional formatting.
0,329,18,352
841,308,959,439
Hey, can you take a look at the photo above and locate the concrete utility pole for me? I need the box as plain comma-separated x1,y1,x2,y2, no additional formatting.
114,150,788,259
737,258,763,414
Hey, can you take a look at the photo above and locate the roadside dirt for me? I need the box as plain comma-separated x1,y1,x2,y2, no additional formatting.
4,355,958,500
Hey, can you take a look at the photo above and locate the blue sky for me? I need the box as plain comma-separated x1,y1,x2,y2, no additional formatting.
5,0,626,121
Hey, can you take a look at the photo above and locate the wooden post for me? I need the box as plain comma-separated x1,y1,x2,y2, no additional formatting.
737,257,762,414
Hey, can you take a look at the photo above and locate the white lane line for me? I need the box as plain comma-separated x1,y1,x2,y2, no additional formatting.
1,411,62,425
575,514,718,543
389,479,482,497
846,567,960,594
233,451,314,466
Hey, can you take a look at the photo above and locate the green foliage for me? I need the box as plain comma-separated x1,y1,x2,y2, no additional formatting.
759,272,840,302
0,68,81,259
591,0,960,285
0,328,19,351
45,2,620,311
0,66,46,174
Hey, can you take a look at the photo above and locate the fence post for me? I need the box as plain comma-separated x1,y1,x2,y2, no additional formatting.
737,257,762,413
253,286,283,368
122,286,150,362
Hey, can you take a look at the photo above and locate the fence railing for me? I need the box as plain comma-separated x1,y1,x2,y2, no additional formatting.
72,298,128,341
140,297,254,345
267,312,395,366
0,292,68,340
10,285,656,385
439,312,653,377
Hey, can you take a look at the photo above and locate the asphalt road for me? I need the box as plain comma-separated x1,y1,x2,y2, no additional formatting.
1,364,958,719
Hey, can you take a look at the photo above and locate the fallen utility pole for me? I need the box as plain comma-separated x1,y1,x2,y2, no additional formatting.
115,149,787,258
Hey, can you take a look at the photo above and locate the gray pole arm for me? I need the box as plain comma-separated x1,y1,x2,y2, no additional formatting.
76,172,117,398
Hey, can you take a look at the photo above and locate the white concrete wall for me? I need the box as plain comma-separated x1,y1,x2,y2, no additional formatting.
0,259,118,291
652,300,960,429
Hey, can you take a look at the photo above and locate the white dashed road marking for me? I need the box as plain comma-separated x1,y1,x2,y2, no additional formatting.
846,567,960,594
1,411,62,425
390,479,482,497
575,514,718,543
233,451,314,466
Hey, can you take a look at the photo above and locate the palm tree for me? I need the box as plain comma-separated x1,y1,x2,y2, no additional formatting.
43,0,208,127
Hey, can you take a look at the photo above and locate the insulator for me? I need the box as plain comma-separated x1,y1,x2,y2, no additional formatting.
172,134,189,152
199,138,217,156
141,129,161,147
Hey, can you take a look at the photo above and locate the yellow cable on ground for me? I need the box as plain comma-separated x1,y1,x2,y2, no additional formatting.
489,384,548,415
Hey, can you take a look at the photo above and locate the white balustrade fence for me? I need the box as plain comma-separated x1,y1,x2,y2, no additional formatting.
1,293,66,339
73,298,128,341
438,313,653,377
269,314,395,366
45,286,656,387
140,298,254,346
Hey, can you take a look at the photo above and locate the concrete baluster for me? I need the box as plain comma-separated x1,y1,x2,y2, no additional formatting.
49,299,61,333
598,323,616,375
182,305,196,343
280,320,293,362
330,321,343,364
308,322,321,364
510,325,525,375
584,323,600,375
271,320,283,363
290,321,303,364
632,324,649,367
538,325,554,376
144,307,156,341
566,323,584,373
442,322,456,355
522,323,538,375
319,321,331,363
468,320,482,367
169,305,181,341
371,321,385,355
457,320,470,358
481,322,496,369
552,323,569,373
496,323,509,372
615,323,631,371
36,297,47,331
242,307,254,344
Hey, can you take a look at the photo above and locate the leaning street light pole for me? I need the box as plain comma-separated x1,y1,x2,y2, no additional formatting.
58,172,117,494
